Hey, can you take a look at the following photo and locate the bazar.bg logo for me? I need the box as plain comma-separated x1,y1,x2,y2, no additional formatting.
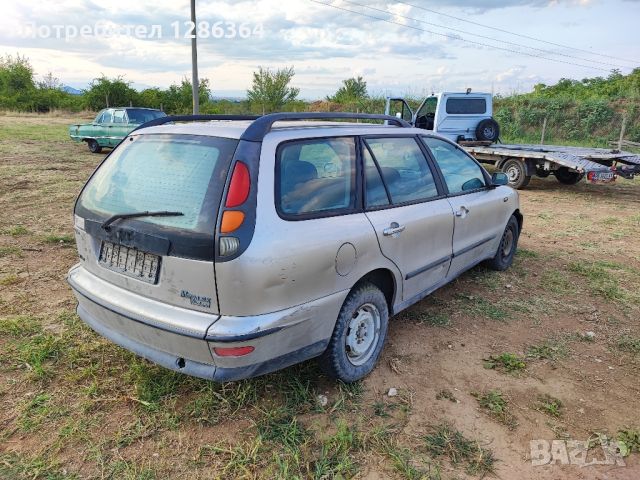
530,437,626,467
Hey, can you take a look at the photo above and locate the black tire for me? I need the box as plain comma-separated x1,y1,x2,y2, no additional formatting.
320,283,389,383
555,167,583,185
476,118,500,142
502,159,531,189
87,139,102,154
535,168,551,178
486,215,520,271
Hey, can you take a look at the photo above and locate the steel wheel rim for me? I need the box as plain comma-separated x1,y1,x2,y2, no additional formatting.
502,228,514,257
506,164,520,183
483,126,495,138
345,303,381,366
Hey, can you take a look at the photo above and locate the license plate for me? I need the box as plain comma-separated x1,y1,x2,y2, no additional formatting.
98,241,160,284
588,171,616,183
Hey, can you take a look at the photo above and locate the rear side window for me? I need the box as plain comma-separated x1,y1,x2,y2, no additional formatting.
445,98,486,114
277,137,356,217
77,134,239,234
127,109,166,124
364,137,438,205
422,137,486,194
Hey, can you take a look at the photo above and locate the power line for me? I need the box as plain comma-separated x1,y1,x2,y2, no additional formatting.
395,0,640,65
339,0,627,69
310,0,616,73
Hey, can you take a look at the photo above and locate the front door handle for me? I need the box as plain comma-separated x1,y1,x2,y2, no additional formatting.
383,222,406,237
455,206,470,217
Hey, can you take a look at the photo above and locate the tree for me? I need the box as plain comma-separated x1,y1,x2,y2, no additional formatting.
163,78,211,114
247,66,299,114
0,55,36,109
329,76,368,104
38,72,61,90
83,76,139,110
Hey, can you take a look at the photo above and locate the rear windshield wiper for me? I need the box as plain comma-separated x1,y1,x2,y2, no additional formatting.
101,211,184,230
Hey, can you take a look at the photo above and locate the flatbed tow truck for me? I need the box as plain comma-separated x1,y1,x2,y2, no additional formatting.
385,92,640,189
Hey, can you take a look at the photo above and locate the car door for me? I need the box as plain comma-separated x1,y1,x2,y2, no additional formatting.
96,109,114,147
363,136,454,303
421,136,508,279
109,109,128,146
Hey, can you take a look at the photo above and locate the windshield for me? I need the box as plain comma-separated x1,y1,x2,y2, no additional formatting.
76,134,238,234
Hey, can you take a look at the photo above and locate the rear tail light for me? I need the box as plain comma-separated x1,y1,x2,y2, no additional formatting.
225,162,250,208
218,161,250,257
221,211,245,233
213,346,255,357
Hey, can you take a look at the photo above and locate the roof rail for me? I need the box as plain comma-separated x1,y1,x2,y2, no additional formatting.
239,112,411,142
131,114,261,134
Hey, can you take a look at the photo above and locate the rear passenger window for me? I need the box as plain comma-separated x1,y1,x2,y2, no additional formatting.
364,137,438,205
277,137,356,217
363,147,390,208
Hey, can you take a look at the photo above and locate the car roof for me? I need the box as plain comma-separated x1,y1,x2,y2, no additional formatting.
132,120,429,140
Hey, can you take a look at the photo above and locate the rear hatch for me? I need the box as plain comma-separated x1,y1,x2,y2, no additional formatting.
74,132,239,315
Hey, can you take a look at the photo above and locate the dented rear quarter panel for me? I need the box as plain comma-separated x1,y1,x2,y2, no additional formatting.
213,129,403,318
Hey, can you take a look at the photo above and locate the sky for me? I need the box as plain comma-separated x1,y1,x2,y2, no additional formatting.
1,0,639,99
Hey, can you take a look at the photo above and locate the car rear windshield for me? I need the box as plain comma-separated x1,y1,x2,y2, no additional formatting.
76,134,238,234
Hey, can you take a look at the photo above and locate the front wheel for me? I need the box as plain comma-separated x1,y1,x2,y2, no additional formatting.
486,215,520,271
320,283,389,382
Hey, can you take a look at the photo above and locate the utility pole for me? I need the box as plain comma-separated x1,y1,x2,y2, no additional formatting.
191,0,199,114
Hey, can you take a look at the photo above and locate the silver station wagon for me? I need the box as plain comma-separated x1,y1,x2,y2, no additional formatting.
67,113,522,383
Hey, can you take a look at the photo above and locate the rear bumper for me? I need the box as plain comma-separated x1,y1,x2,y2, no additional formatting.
67,264,345,381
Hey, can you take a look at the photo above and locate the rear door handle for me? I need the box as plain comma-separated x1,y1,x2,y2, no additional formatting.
455,206,470,217
383,222,406,237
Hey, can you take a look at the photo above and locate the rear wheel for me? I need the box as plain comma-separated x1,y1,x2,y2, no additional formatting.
486,215,520,271
555,167,583,185
320,283,389,382
502,159,531,189
87,139,102,154
536,168,551,178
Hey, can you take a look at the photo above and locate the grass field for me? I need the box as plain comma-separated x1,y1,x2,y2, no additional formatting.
1,114,639,479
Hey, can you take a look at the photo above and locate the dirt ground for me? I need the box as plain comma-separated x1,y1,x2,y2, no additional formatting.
0,114,639,480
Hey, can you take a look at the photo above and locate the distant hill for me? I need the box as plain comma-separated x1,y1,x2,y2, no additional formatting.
62,86,83,95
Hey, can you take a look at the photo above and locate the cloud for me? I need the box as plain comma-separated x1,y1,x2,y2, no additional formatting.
0,0,637,97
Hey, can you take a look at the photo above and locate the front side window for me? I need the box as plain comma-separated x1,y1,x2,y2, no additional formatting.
422,137,486,194
417,96,437,116
364,137,438,204
277,137,356,216
94,110,106,124
77,134,239,234
101,109,113,123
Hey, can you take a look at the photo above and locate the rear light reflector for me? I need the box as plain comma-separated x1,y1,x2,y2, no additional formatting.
219,236,240,256
213,346,255,357
225,162,250,207
221,211,245,233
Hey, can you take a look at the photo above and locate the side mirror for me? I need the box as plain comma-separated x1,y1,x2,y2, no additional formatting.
491,172,509,186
